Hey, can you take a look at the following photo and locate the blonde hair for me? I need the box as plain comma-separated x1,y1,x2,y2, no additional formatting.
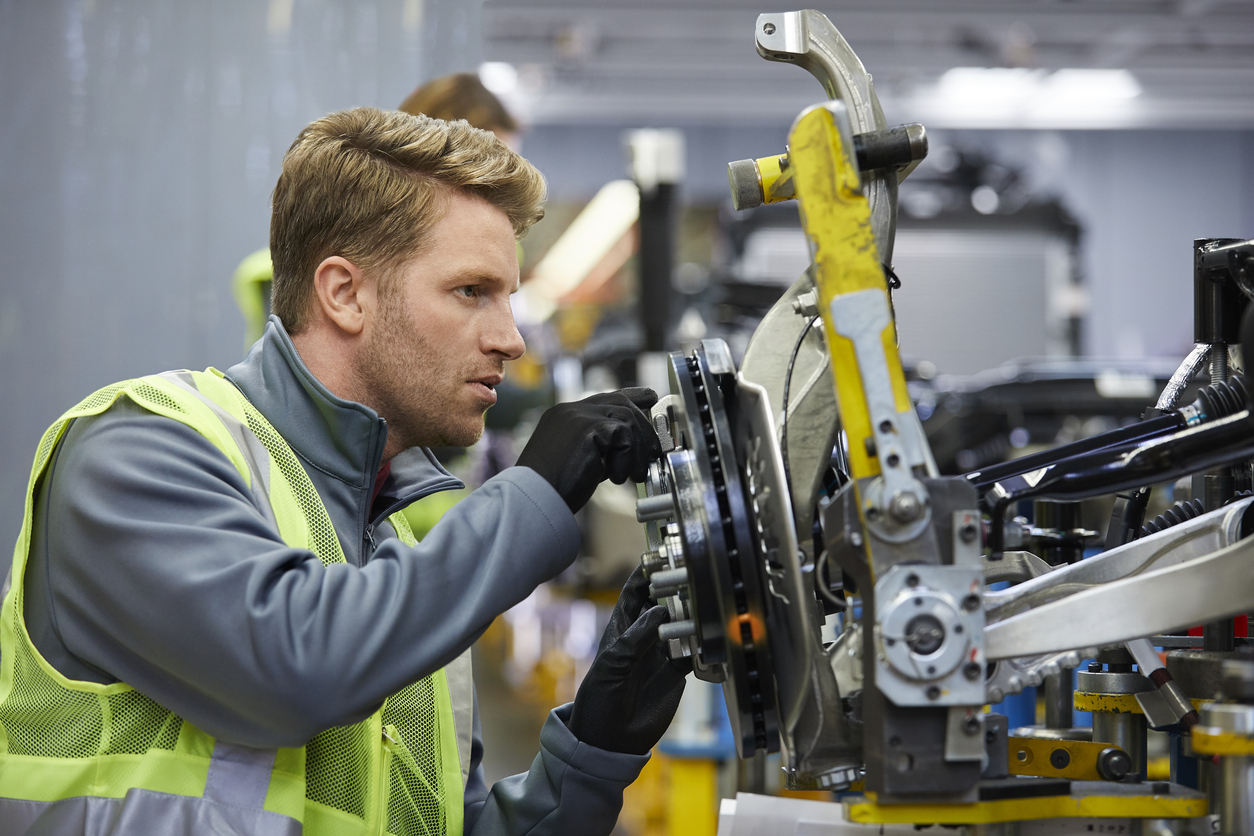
270,106,545,333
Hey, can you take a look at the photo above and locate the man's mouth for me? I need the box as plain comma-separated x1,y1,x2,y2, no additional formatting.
469,375,503,404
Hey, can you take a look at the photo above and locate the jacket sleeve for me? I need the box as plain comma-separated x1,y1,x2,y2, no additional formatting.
29,399,581,747
464,694,649,836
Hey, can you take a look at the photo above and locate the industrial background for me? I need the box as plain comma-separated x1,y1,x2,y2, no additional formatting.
3,0,1254,831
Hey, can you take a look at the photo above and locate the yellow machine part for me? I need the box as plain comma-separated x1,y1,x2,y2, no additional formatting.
666,759,719,836
754,153,796,204
1007,736,1120,782
1193,727,1254,756
846,785,1206,824
1074,691,1206,715
788,104,910,483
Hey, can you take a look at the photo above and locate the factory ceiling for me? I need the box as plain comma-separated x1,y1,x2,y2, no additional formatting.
482,0,1254,129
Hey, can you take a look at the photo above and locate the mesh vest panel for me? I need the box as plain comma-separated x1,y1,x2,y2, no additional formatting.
0,372,463,835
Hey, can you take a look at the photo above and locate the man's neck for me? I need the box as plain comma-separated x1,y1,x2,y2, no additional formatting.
291,326,410,461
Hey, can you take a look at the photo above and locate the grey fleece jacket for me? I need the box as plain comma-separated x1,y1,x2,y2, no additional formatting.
22,316,648,834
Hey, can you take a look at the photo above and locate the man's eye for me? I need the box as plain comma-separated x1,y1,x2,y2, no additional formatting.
456,286,478,298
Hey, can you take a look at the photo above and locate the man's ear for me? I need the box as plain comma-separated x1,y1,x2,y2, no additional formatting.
312,256,374,336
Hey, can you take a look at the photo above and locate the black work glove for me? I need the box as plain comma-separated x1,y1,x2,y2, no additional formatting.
516,387,663,514
567,565,692,755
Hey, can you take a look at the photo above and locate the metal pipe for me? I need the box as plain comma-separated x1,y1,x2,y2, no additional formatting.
1219,756,1254,836
1092,712,1147,777
1044,668,1074,730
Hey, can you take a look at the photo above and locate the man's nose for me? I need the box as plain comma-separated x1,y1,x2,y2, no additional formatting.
485,305,526,361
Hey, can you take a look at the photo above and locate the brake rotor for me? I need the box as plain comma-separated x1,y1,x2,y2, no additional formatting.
658,340,780,756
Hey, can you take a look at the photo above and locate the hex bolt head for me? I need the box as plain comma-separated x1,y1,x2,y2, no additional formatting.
888,491,922,523
762,21,776,34
961,715,981,736
963,662,982,681
906,573,920,588
925,685,941,700
1049,748,1071,770
961,593,980,612
1097,747,1132,782
960,522,978,544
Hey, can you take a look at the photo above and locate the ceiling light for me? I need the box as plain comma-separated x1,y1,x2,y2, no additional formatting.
914,66,1144,128
478,62,518,94
1045,69,1142,100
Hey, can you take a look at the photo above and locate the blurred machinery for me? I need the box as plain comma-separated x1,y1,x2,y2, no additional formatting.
632,9,1254,834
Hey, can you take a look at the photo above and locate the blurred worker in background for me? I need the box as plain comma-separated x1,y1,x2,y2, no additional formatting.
0,107,687,835
399,71,520,147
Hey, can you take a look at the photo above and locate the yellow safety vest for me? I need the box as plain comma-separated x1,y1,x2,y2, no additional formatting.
0,369,466,835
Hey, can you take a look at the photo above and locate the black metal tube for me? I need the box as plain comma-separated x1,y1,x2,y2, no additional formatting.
987,409,1254,556
638,182,676,352
969,413,1185,494
971,375,1250,501
1196,238,1247,345
852,124,927,173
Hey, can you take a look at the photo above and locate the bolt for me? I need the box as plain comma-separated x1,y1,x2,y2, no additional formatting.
925,685,941,700
1049,748,1071,770
849,531,864,547
962,715,981,736
1097,748,1131,782
879,419,893,434
961,594,980,612
960,522,978,544
906,573,919,588
886,453,900,468
888,491,922,523
984,730,996,745
762,21,776,34
1088,662,1102,673
963,662,982,681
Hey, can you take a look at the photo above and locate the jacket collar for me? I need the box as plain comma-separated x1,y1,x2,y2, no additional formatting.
224,315,463,526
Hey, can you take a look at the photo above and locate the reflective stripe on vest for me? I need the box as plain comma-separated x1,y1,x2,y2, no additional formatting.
0,369,466,836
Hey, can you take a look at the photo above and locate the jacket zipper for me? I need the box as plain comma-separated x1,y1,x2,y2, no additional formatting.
375,724,397,835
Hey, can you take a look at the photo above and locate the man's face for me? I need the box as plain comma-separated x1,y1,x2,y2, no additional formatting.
356,190,525,451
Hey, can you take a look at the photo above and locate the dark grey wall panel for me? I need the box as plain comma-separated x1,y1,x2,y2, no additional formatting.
0,0,481,544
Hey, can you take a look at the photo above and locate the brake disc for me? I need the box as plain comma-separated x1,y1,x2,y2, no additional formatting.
647,340,781,757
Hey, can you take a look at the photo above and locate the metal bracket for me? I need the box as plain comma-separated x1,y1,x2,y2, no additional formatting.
830,289,931,543
874,564,985,706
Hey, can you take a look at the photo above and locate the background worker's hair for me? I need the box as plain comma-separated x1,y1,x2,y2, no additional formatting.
270,106,545,334
398,73,518,135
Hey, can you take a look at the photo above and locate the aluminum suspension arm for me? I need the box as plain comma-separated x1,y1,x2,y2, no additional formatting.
984,496,1254,660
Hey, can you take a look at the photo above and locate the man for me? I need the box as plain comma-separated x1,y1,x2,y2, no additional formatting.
0,107,686,835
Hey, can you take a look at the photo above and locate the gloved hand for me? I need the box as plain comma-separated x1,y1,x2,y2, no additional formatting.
567,565,691,755
516,387,663,513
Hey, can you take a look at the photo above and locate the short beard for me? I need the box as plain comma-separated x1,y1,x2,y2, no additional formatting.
354,289,487,452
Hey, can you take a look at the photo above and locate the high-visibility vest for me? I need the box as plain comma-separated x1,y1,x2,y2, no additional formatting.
0,368,468,835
